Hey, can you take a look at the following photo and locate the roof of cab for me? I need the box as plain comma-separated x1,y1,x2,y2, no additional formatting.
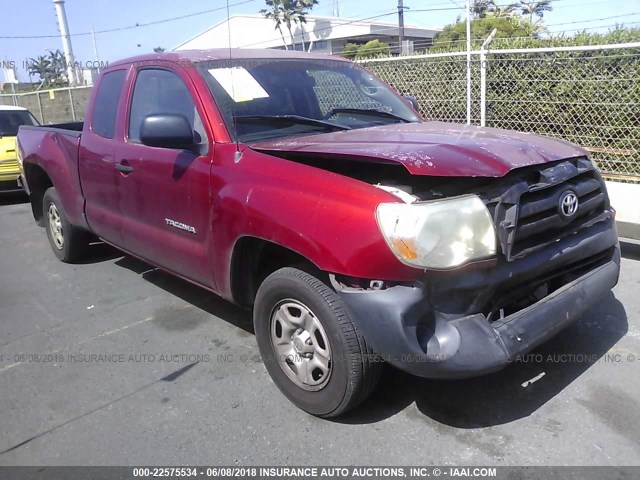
0,105,28,111
108,48,350,68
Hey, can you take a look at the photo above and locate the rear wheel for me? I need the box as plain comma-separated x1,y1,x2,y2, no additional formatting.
43,187,89,263
254,267,381,417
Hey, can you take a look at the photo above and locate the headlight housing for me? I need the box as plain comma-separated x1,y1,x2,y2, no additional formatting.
376,194,496,269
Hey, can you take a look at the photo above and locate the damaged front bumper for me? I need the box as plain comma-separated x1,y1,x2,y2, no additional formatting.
332,217,621,379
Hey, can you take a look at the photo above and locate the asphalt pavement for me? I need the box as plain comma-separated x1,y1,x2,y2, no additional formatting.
1,191,639,466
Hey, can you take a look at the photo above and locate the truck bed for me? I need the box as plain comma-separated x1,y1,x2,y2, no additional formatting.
20,121,84,135
17,123,86,228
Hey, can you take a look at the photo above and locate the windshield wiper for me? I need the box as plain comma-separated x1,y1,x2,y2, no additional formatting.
234,115,351,132
324,108,411,123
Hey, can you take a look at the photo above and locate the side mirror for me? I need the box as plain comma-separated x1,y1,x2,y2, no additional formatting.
403,95,419,112
140,114,194,150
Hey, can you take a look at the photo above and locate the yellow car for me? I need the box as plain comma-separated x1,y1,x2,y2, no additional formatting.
0,106,39,192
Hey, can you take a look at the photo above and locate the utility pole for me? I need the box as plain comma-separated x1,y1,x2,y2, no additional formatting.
466,0,471,125
53,0,77,86
333,0,340,17
91,28,100,63
398,0,405,55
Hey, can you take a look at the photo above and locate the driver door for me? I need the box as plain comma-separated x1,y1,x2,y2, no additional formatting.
114,67,214,287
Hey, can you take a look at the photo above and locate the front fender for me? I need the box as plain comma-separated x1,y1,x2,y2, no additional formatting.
209,145,422,298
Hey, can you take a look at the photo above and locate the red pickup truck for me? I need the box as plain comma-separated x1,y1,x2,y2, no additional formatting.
17,49,620,417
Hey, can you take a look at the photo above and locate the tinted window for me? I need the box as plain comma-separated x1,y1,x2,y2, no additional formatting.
0,110,38,136
197,59,419,142
308,69,388,116
128,69,208,150
91,69,126,138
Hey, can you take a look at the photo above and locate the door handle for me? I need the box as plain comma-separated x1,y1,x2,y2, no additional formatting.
115,163,133,174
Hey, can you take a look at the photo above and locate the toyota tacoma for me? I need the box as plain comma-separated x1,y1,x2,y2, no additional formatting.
17,50,620,417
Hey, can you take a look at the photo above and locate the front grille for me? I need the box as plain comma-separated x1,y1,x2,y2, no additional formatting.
484,246,615,322
485,157,610,261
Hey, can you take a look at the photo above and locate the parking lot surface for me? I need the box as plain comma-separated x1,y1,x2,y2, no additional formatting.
1,192,639,466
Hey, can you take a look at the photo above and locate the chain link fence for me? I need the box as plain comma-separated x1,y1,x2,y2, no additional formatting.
364,54,483,125
0,86,92,124
360,42,640,181
2,45,638,181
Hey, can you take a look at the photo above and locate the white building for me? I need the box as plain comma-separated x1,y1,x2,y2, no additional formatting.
80,68,99,86
173,14,439,56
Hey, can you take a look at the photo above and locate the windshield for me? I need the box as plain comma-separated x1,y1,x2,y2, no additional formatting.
197,58,420,143
0,110,39,136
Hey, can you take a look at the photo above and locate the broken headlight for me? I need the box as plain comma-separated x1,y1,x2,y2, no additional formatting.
376,194,496,269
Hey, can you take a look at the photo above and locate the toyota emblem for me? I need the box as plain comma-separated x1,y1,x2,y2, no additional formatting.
559,191,579,219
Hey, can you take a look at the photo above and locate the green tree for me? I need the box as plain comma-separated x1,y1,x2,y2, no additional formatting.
355,39,391,59
260,0,289,49
28,50,68,86
473,0,519,19
519,0,553,23
260,0,317,51
431,15,538,50
28,55,52,85
47,50,67,84
341,43,360,59
489,1,519,17
472,0,492,19
282,0,318,51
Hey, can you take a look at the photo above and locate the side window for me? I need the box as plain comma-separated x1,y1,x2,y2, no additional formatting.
128,69,208,151
91,69,126,138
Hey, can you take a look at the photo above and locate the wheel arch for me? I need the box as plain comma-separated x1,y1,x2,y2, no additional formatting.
23,162,54,226
229,236,323,308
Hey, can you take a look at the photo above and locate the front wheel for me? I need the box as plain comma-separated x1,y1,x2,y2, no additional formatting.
43,187,89,263
254,267,381,417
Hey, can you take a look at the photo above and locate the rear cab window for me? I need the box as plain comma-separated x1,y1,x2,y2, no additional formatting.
91,69,127,138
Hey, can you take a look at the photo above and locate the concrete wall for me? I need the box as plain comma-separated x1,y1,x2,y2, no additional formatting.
606,181,640,240
0,86,92,124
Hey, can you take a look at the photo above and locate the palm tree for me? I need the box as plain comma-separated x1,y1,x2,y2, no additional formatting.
260,0,317,51
280,3,297,48
28,55,52,86
47,49,67,84
472,0,492,19
519,0,554,23
288,0,318,51
260,0,289,50
489,1,518,17
28,50,69,87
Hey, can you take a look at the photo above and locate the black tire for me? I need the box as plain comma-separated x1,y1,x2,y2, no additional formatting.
254,267,382,417
43,187,89,263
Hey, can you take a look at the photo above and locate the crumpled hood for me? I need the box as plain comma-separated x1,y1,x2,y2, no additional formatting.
250,121,588,177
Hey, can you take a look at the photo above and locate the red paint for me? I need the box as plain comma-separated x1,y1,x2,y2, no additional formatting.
251,122,588,177
17,50,591,304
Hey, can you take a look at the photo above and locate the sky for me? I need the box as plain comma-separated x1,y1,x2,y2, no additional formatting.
1,0,639,82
